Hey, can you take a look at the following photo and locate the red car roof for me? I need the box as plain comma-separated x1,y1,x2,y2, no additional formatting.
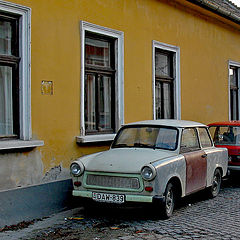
208,121,240,126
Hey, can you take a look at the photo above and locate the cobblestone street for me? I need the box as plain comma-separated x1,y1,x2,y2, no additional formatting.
1,178,240,240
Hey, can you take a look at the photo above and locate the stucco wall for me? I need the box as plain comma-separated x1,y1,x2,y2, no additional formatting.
1,0,240,191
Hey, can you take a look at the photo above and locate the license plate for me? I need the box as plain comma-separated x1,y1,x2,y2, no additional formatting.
92,192,125,204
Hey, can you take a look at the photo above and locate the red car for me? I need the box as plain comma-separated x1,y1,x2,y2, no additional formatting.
208,121,240,173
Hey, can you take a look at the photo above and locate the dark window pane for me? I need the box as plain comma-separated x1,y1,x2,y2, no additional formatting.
0,66,13,136
180,128,200,153
230,67,239,120
155,52,170,77
163,83,171,119
85,37,110,67
155,81,162,119
0,20,12,55
99,75,112,130
85,74,96,131
198,128,212,148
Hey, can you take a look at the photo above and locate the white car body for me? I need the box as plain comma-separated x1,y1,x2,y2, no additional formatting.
70,120,228,217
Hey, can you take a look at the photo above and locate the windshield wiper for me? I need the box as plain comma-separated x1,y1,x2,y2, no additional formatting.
113,143,129,148
133,143,154,148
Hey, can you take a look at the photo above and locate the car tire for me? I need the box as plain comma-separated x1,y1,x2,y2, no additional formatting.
208,168,222,198
160,182,175,219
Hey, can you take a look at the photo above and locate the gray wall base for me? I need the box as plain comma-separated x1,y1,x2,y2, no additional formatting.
0,179,73,228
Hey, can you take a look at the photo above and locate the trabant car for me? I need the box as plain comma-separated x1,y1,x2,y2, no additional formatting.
70,120,228,218
208,121,240,173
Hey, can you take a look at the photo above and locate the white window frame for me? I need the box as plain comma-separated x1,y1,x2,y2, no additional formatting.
152,40,181,120
77,21,124,143
0,1,43,149
228,60,240,120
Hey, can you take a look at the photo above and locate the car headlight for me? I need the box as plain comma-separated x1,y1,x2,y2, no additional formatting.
141,165,156,181
70,162,84,176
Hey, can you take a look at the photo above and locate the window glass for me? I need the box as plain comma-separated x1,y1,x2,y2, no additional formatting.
198,128,212,148
112,126,178,151
84,33,115,134
0,66,13,136
99,75,112,130
0,16,19,138
180,128,200,153
155,52,170,77
209,126,240,146
85,74,96,131
155,49,174,119
85,37,110,67
230,67,239,120
0,20,12,55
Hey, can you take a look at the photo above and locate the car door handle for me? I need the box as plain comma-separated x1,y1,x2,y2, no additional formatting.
201,154,207,158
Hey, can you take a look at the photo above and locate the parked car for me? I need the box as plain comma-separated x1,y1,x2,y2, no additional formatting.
70,120,228,218
208,121,240,173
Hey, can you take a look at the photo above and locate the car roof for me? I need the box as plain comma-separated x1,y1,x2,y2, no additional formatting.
208,121,240,126
124,119,206,128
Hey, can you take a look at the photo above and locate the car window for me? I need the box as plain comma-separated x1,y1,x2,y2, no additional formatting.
112,125,178,150
209,126,240,146
180,128,200,153
198,127,213,148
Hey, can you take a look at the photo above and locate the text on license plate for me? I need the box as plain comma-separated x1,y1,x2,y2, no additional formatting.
92,192,125,204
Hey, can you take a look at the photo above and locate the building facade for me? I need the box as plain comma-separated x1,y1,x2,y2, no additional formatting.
0,0,240,226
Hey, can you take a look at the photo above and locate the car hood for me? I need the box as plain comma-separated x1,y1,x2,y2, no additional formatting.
76,148,177,173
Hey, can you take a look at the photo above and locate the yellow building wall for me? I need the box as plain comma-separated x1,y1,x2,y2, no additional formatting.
6,0,240,179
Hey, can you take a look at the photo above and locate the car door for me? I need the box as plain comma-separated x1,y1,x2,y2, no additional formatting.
180,128,207,195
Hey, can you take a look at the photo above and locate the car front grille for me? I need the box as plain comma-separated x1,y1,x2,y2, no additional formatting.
85,173,140,190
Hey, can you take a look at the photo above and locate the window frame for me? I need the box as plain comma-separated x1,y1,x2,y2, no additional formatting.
152,40,181,120
197,127,213,149
78,21,124,143
228,61,240,120
84,32,116,135
0,13,20,139
180,127,201,153
0,0,31,141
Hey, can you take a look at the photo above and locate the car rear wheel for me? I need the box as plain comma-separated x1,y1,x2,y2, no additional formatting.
208,168,221,198
160,182,175,219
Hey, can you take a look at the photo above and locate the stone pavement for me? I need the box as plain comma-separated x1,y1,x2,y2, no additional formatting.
0,178,240,240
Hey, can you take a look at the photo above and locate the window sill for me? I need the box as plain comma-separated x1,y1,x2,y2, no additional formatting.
76,134,116,143
0,140,44,150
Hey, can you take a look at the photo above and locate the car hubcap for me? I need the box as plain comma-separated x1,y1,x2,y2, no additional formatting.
212,174,220,192
166,189,173,213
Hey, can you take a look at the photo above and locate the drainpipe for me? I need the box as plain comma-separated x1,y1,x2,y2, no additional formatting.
186,0,240,25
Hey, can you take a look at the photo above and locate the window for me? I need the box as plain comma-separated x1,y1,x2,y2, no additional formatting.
0,3,31,141
0,13,19,138
209,125,240,146
180,128,200,153
79,21,124,143
229,65,240,120
112,125,178,151
153,41,181,120
85,33,115,134
155,49,174,119
198,128,212,148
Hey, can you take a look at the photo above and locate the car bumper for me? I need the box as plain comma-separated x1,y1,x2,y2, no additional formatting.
72,190,164,203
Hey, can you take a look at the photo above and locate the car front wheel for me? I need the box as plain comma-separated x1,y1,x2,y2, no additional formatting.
160,182,175,219
208,168,221,198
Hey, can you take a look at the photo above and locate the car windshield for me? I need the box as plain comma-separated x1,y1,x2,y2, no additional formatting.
209,125,240,146
112,125,178,150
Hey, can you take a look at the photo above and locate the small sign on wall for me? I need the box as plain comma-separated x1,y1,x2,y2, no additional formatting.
41,81,53,95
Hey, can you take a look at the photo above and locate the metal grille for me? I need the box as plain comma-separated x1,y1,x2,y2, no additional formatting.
86,174,140,189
